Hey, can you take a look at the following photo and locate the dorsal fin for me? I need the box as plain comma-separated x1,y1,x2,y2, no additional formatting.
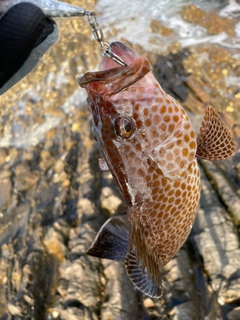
87,216,129,261
196,105,236,160
125,250,162,298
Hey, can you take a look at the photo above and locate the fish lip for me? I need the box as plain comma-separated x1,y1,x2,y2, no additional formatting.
78,58,134,87
78,41,151,94
78,55,144,90
78,41,140,87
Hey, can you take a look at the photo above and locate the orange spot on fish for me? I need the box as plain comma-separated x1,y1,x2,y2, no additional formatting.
167,163,174,171
167,153,173,161
184,134,190,143
135,143,141,151
145,118,151,127
136,119,142,127
160,105,167,113
173,115,179,122
189,141,196,149
182,148,189,157
168,123,175,133
143,108,149,117
153,114,161,125
159,123,167,132
163,115,171,122
184,123,191,130
181,183,186,190
135,104,140,111
156,97,163,103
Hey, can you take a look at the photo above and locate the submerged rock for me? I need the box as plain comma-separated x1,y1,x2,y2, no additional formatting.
182,4,235,37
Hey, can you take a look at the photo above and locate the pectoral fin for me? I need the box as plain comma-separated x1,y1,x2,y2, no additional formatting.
196,105,236,160
87,216,129,261
125,250,162,298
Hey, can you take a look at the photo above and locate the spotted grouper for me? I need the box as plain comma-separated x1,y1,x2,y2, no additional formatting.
78,41,235,298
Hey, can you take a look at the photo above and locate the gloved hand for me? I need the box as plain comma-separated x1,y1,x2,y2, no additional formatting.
0,2,57,95
0,0,86,95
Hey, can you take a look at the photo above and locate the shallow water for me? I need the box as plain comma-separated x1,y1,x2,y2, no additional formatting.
96,0,240,51
0,0,239,148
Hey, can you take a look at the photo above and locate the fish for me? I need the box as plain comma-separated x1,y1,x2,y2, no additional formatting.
78,41,236,298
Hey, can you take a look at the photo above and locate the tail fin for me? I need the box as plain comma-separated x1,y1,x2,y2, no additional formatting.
87,215,129,261
196,105,236,160
125,250,162,298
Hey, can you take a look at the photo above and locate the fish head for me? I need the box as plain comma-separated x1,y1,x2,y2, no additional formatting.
78,41,196,205
78,41,154,126
79,42,161,204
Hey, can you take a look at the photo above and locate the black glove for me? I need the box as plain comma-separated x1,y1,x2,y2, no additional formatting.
0,2,57,95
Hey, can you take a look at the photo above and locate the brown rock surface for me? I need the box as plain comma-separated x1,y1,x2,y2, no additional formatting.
182,4,235,37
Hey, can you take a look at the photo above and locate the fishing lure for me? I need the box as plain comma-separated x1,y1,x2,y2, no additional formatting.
78,41,235,298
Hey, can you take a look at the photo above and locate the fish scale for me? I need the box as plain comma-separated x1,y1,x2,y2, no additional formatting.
79,41,235,298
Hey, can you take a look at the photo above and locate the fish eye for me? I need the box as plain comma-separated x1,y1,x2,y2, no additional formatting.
115,116,135,139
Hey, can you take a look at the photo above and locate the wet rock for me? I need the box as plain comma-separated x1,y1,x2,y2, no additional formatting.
0,169,12,209
200,160,240,225
183,44,240,126
150,20,173,36
164,248,203,319
0,258,8,318
227,307,240,320
52,171,69,185
54,159,65,174
194,231,240,279
27,252,59,319
221,279,240,304
183,94,205,114
39,150,55,171
169,300,198,320
143,298,155,309
191,166,240,318
182,4,235,37
8,303,22,316
0,149,7,166
152,51,189,102
60,308,98,320
101,260,138,320
53,219,70,242
68,222,99,259
14,163,38,192
186,76,212,104
43,228,66,263
60,258,100,309
0,204,30,246
77,198,98,223
100,186,123,215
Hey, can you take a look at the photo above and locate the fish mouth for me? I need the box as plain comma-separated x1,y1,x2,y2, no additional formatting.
78,41,151,95
101,41,139,71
